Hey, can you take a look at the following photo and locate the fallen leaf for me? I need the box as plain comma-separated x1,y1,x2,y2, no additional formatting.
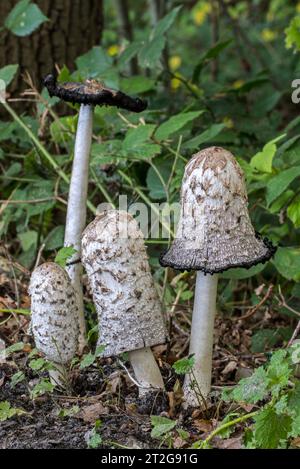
78,402,109,423
192,419,213,433
213,436,243,449
222,361,237,375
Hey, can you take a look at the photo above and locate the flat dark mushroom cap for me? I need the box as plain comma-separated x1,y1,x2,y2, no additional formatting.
43,74,147,113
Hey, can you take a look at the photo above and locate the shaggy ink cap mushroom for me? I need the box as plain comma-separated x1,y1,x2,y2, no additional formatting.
29,262,79,364
160,146,276,274
43,73,147,112
81,210,167,357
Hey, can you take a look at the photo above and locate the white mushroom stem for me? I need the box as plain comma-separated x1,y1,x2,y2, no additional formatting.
183,272,218,407
64,104,93,352
128,347,165,397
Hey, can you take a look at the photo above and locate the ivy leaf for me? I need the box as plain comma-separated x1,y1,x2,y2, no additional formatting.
55,246,77,268
155,111,203,141
253,406,292,449
5,0,48,37
224,367,269,404
250,135,285,173
151,416,177,438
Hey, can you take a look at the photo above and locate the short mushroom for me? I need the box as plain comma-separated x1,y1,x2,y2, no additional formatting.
29,262,79,387
81,210,167,396
43,73,147,351
160,146,276,407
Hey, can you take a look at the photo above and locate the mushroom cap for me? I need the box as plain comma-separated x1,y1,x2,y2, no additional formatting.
29,262,79,363
160,146,276,274
43,74,147,112
82,210,167,357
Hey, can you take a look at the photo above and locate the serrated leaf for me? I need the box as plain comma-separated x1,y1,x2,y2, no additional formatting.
155,111,203,141
5,0,48,37
266,166,300,206
152,6,181,38
0,401,26,421
227,367,269,404
266,349,291,397
253,406,292,449
151,416,177,438
273,247,300,282
172,355,195,375
55,246,77,268
122,124,155,150
138,35,166,68
0,64,19,86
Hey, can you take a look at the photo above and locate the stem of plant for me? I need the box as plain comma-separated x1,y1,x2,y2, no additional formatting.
128,347,165,397
183,272,218,407
64,104,93,352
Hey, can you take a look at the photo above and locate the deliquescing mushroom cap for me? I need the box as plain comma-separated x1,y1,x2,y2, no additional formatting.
29,262,79,364
43,73,147,112
81,210,167,357
160,146,276,274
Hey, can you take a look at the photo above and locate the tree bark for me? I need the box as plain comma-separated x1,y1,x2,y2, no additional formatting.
0,0,104,94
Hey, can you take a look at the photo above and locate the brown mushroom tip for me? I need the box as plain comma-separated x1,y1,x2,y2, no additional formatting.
42,73,148,112
159,146,277,274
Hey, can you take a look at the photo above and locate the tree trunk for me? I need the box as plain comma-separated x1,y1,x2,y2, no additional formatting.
0,0,104,94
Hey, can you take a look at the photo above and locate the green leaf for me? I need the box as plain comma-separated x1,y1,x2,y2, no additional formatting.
5,342,24,356
55,246,77,268
5,0,48,37
138,35,166,68
172,356,195,375
221,263,266,280
151,416,177,438
285,16,300,51
287,196,300,228
266,166,300,206
251,328,292,353
88,426,102,449
121,76,155,94
0,401,26,421
29,357,47,371
192,39,232,82
10,371,25,388
44,225,65,251
266,349,291,397
183,123,224,149
18,230,37,252
118,41,142,68
31,378,55,398
146,159,171,199
155,111,203,141
253,406,292,449
250,135,285,174
273,247,300,281
122,124,155,150
225,367,269,404
80,352,96,369
76,46,112,78
152,6,181,38
0,64,19,86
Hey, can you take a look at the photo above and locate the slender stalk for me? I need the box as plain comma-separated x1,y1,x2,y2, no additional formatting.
64,104,93,352
183,272,218,406
49,363,66,387
128,347,165,397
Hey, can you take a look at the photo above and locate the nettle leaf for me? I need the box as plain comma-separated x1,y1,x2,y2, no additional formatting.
250,135,285,174
273,247,300,282
287,196,300,228
253,406,292,449
266,166,300,206
225,367,269,404
5,0,48,37
0,64,19,86
76,46,112,77
55,246,77,268
266,349,291,397
251,328,292,353
151,416,177,438
172,355,195,375
155,111,203,141
122,124,155,150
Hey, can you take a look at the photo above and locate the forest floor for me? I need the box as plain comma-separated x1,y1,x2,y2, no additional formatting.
0,258,283,449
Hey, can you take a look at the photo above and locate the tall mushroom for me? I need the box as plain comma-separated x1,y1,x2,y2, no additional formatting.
81,210,167,396
160,146,276,407
29,262,79,387
43,73,147,351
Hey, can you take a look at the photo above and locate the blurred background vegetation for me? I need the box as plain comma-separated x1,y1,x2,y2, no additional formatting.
1,0,300,355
